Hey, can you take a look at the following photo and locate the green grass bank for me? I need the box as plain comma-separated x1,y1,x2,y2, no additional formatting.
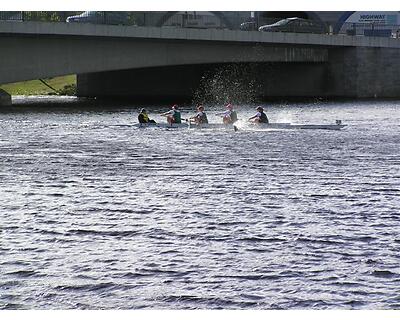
0,75,76,95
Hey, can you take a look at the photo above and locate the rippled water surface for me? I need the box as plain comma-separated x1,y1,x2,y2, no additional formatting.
1,99,400,309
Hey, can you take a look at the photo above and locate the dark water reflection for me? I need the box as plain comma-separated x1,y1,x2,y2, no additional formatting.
1,97,400,309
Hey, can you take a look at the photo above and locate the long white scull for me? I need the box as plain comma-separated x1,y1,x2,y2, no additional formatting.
134,120,347,130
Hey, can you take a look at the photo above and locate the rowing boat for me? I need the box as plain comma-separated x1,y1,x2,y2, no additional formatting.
134,122,232,129
134,122,188,129
134,120,347,130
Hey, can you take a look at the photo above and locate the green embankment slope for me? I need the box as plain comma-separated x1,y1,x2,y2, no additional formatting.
0,75,76,95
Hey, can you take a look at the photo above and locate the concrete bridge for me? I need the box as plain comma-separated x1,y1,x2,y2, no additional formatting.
1,20,400,102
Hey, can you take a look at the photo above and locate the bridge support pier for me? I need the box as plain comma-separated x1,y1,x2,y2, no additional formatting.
0,89,11,106
328,47,400,98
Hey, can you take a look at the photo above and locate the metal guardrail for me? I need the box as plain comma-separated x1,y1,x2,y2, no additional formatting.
0,11,138,24
0,11,242,29
1,11,400,38
0,12,312,30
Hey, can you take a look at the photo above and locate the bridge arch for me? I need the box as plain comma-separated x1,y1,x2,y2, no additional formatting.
156,11,234,29
333,11,356,34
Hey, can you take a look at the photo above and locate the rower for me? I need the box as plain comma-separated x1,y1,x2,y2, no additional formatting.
138,108,156,124
190,105,208,124
216,103,238,124
160,104,182,125
249,106,269,124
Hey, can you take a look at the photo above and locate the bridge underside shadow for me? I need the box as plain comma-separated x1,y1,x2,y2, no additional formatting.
77,62,328,103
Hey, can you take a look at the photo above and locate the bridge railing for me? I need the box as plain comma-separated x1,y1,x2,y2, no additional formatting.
0,12,322,32
0,11,242,29
0,11,77,22
1,11,400,38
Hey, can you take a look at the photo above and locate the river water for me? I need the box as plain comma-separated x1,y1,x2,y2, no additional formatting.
1,98,400,309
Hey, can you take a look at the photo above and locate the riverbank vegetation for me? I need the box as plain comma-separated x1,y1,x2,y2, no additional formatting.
0,75,76,96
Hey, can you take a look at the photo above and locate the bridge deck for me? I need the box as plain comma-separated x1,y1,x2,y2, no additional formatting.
1,21,400,49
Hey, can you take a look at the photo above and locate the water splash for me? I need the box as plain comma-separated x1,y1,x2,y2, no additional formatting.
193,63,261,105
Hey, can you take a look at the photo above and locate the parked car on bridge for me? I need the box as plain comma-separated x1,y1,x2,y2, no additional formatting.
258,17,325,34
66,11,128,25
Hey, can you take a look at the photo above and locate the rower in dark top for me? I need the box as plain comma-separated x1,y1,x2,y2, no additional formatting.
138,108,156,124
249,106,269,124
190,105,208,124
